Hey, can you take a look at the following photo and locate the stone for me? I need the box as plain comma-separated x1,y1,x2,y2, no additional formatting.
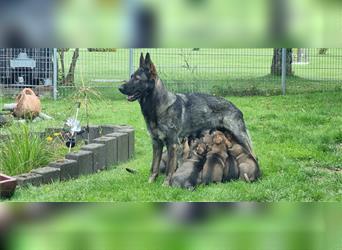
77,125,100,143
75,130,88,142
87,125,101,142
100,125,116,135
115,128,135,159
81,143,106,171
66,150,93,175
106,132,129,163
106,125,134,159
49,159,78,181
93,136,118,168
114,125,134,130
31,166,60,184
15,173,43,187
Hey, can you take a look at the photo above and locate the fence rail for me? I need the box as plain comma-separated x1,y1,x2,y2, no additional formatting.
1,48,341,99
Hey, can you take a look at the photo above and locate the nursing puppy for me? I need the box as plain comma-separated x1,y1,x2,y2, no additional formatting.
171,140,207,189
225,134,261,182
159,138,190,174
223,152,240,182
201,131,230,184
200,130,213,149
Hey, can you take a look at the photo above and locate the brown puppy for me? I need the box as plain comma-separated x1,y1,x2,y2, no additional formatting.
225,134,261,182
201,131,230,184
171,141,207,189
182,137,190,159
200,130,213,149
222,153,239,182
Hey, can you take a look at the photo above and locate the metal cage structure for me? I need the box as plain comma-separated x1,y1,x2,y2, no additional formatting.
0,48,55,96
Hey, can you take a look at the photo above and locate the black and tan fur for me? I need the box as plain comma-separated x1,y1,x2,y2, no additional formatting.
119,53,256,185
225,134,261,182
171,140,207,189
201,131,229,184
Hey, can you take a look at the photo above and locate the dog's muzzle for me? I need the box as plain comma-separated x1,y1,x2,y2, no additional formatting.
118,85,141,102
127,92,141,102
118,85,125,94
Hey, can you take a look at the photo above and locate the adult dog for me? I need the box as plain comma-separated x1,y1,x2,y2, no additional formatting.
119,53,256,185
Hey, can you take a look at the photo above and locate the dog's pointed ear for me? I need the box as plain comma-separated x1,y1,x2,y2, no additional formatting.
145,53,152,66
144,52,157,79
224,137,232,148
150,64,157,78
139,53,145,68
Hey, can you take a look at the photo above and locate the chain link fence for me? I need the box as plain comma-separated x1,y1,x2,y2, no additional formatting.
1,48,341,99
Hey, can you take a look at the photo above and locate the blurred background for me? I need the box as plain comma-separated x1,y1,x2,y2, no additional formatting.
1,203,342,250
0,0,341,47
1,1,342,249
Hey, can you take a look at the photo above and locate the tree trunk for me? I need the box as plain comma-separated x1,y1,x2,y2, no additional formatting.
58,50,66,84
297,48,302,63
64,48,80,86
271,48,293,76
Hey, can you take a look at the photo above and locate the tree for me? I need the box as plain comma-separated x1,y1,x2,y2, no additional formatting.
318,48,328,55
271,48,293,76
58,48,80,86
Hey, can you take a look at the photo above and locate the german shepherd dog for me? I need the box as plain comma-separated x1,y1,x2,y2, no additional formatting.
119,53,256,186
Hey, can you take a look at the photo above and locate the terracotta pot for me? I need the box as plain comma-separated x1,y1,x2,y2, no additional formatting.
0,174,17,199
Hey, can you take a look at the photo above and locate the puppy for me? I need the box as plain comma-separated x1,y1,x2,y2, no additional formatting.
159,138,190,174
182,137,190,159
201,131,230,184
222,153,239,182
225,134,261,182
171,141,207,189
200,130,213,149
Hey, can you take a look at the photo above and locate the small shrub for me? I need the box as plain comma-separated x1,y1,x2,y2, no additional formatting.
318,48,328,55
211,84,279,97
0,124,53,176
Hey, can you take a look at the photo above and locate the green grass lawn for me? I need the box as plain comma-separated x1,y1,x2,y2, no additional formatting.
1,90,341,201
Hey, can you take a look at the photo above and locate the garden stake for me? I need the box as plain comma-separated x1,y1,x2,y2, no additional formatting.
67,102,81,153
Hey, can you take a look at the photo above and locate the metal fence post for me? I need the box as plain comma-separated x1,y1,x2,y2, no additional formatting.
129,48,134,78
281,48,287,95
53,48,58,100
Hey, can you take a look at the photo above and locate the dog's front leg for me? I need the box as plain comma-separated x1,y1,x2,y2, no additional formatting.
148,138,163,183
164,143,178,186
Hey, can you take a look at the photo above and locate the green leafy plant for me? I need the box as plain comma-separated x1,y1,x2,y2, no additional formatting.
0,124,53,176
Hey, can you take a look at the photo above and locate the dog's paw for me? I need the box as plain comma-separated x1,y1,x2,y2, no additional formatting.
148,174,158,183
162,178,171,187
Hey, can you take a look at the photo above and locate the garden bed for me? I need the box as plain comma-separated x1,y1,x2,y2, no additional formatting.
0,124,135,199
